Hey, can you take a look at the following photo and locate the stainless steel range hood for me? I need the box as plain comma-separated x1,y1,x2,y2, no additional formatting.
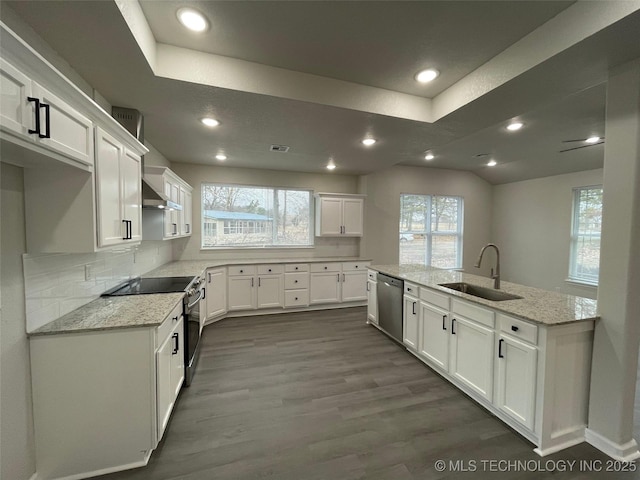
112,107,181,210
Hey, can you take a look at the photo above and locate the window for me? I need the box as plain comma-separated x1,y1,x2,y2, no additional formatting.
569,186,602,285
202,184,312,248
399,194,464,268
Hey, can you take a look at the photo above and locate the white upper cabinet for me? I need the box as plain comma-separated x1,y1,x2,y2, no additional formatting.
142,166,193,241
314,193,365,237
0,57,93,169
95,127,142,248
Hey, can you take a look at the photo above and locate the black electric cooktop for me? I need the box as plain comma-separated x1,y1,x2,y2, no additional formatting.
102,276,196,296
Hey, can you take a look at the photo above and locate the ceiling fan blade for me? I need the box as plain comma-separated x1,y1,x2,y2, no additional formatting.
559,141,605,153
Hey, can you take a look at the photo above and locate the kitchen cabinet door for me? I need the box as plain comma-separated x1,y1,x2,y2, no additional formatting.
95,127,125,247
183,189,192,236
163,179,179,238
342,198,364,235
170,318,185,400
317,197,342,235
367,279,378,324
206,268,227,320
419,302,450,371
121,149,142,242
449,315,495,402
156,327,174,440
227,275,256,311
0,57,32,137
309,271,341,304
403,295,419,351
257,274,283,309
341,270,367,302
495,333,537,430
31,82,94,167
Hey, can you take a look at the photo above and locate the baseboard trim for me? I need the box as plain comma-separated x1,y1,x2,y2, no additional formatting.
42,455,150,480
585,428,640,462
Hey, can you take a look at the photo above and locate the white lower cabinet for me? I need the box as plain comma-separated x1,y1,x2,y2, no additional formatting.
449,315,495,402
29,302,185,480
228,275,256,311
257,274,284,309
205,267,227,321
156,315,184,441
227,265,284,311
309,270,341,304
391,281,594,457
419,301,450,370
367,274,378,325
341,270,367,302
495,332,537,429
403,291,419,351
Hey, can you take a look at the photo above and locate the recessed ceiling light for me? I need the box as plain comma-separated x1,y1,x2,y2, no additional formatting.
487,159,497,167
425,153,435,161
507,122,524,131
585,136,601,144
326,163,336,170
177,8,209,32
362,138,376,146
215,154,227,161
201,117,220,127
415,69,440,83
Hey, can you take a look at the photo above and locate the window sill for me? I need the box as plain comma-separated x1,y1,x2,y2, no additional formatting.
201,245,315,251
565,278,598,288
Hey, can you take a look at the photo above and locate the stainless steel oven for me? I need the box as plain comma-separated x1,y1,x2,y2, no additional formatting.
183,277,203,386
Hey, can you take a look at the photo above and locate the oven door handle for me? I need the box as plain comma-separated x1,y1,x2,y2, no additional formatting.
187,290,203,309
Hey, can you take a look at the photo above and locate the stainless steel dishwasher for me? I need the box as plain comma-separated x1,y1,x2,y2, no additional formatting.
376,272,404,343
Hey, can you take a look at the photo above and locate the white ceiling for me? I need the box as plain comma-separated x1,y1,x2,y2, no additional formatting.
5,1,640,184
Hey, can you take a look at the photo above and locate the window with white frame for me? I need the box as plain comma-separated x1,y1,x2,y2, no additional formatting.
569,186,602,284
201,184,312,248
399,194,464,268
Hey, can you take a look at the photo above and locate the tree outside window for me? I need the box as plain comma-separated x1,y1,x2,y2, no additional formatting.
569,186,602,284
399,194,463,268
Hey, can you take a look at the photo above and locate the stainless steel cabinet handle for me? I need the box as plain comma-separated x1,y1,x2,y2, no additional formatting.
412,301,416,315
251,277,254,287
172,333,179,354
208,272,212,283
342,273,345,282
258,277,261,287
337,274,340,282
442,314,447,331
451,318,457,335
498,339,505,358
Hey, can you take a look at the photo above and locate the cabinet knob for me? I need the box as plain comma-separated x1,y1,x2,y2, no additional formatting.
240,269,244,273
294,280,298,283
511,325,519,332
324,266,328,270
295,267,299,270
268,268,272,272
355,265,358,268
407,287,412,292
295,297,298,301
173,316,178,322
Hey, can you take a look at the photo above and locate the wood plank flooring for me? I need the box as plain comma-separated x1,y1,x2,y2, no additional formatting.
98,307,638,479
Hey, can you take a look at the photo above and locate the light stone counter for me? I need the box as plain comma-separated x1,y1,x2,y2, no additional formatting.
29,293,185,336
30,257,371,336
371,264,598,326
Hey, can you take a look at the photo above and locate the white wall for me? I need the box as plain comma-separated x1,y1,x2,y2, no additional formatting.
1,164,36,480
492,168,602,298
144,142,171,168
359,165,494,274
169,163,361,261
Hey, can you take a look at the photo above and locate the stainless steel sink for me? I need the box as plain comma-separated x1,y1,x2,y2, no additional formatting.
438,282,523,302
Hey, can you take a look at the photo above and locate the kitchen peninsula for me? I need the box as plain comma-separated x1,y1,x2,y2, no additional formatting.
367,264,597,457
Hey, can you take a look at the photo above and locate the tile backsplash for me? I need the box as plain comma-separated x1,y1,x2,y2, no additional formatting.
23,241,173,332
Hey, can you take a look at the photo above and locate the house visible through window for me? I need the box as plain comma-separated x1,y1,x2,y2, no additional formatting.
201,184,312,248
399,194,464,268
569,186,602,285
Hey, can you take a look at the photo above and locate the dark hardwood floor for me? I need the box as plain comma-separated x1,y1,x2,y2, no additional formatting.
99,307,638,479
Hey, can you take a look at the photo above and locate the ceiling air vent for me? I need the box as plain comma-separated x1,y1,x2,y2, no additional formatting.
270,144,290,153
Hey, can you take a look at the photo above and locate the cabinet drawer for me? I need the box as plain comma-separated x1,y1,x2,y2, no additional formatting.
498,314,538,345
156,301,183,347
285,272,309,290
367,269,377,281
451,299,494,328
257,264,284,275
285,263,309,273
284,289,309,308
420,287,449,310
228,265,256,276
342,261,369,271
404,282,419,297
310,262,341,273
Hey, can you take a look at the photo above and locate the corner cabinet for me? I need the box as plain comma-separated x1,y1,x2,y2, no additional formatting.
314,193,365,237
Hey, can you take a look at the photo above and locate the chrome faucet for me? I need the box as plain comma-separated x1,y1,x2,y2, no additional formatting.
475,243,500,289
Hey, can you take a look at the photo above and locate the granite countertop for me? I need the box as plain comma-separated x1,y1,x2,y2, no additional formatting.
370,264,598,326
144,257,371,278
30,257,371,336
30,293,185,336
